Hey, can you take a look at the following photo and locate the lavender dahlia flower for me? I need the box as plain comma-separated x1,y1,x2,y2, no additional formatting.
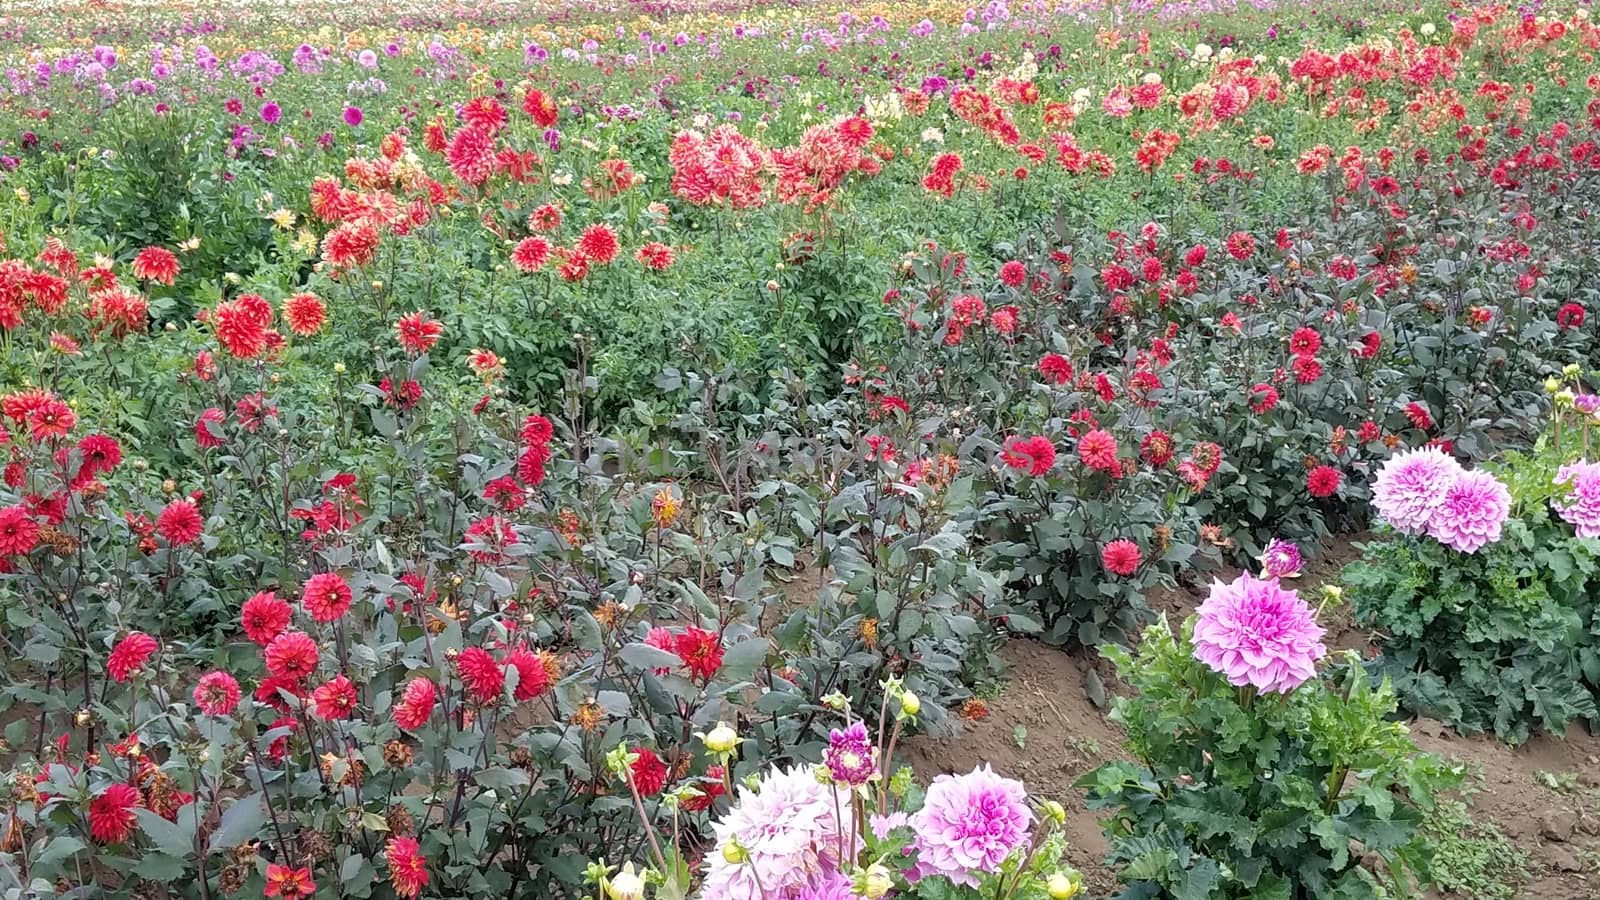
1192,574,1327,693
1259,538,1302,578
701,766,858,900
909,765,1033,887
793,870,853,900
1426,469,1511,553
1554,461,1600,537
1371,446,1461,534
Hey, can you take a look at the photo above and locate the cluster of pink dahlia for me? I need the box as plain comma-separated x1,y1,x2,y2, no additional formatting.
1371,446,1461,534
1426,470,1511,553
701,765,858,900
1192,574,1326,693
909,765,1033,888
1372,448,1510,553
1553,461,1600,538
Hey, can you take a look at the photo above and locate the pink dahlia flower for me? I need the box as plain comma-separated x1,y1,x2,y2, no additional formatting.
1554,461,1600,538
1371,446,1461,534
1192,574,1326,693
1426,469,1510,553
909,765,1033,887
701,766,857,900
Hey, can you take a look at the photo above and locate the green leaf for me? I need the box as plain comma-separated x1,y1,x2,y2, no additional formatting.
207,792,266,854
134,808,194,858
132,852,189,882
718,638,770,683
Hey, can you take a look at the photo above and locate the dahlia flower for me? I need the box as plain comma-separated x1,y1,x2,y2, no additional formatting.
822,720,876,786
1259,538,1302,578
910,765,1033,887
701,765,858,900
1371,446,1461,534
1192,574,1326,693
1427,469,1511,553
1554,461,1600,538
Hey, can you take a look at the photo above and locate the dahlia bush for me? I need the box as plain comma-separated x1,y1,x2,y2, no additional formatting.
1083,591,1460,899
1346,377,1600,743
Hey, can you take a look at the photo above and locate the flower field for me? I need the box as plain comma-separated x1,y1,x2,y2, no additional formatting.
2,0,1600,896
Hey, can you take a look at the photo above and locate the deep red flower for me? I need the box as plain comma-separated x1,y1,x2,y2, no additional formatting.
131,247,180,285
156,499,203,546
282,292,327,336
1077,429,1120,473
1404,402,1435,431
394,677,437,731
1140,431,1175,467
264,864,316,899
634,241,675,271
511,236,551,272
457,646,505,704
673,628,724,682
1038,353,1073,385
387,836,430,899
0,504,39,557
503,647,552,700
998,260,1027,287
1292,357,1323,384
193,670,242,716
88,783,142,844
1225,231,1255,260
447,125,496,186
522,88,559,127
242,591,292,645
312,673,358,720
575,223,620,265
108,632,158,682
301,572,353,623
395,311,443,354
1249,383,1279,414
1000,435,1056,476
1558,302,1585,329
628,747,669,796
1306,465,1342,498
264,630,320,681
195,407,226,449
77,433,123,475
1288,327,1321,357
1101,539,1143,577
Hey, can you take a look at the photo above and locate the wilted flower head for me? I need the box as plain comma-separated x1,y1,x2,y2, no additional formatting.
1371,446,1461,534
1192,574,1326,693
1427,469,1511,553
909,765,1032,887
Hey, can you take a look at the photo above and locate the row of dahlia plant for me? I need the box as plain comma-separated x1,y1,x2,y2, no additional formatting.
1342,371,1600,744
0,293,1009,899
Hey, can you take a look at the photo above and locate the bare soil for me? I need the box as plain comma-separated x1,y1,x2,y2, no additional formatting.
902,537,1600,899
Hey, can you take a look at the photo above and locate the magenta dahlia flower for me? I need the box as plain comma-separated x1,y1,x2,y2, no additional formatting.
1426,469,1511,553
701,766,857,900
1554,461,1600,538
1192,574,1326,693
1371,446,1461,534
909,765,1033,887
1259,538,1302,578
823,720,876,786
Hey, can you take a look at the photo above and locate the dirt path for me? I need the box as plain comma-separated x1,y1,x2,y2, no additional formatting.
903,538,1600,899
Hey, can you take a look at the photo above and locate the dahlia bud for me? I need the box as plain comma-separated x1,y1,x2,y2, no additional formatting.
1564,363,1582,378
898,691,921,717
1041,799,1067,824
1546,376,1562,394
333,362,347,374
605,862,646,900
859,863,894,898
1047,869,1083,899
73,708,93,728
702,722,740,754
721,839,747,864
